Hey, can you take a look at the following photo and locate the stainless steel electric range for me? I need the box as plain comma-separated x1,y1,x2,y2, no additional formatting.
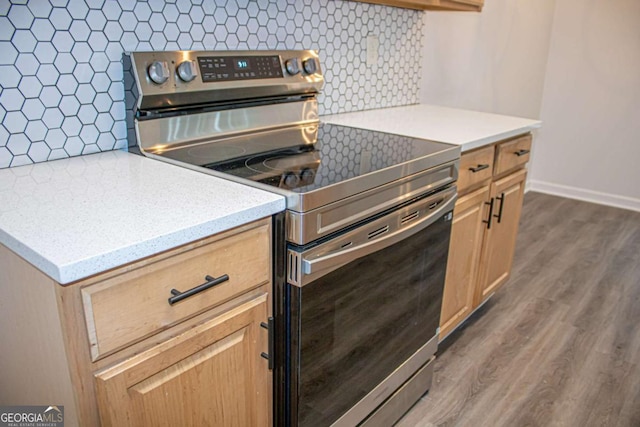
126,50,460,427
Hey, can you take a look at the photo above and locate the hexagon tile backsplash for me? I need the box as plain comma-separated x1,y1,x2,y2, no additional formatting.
0,0,424,169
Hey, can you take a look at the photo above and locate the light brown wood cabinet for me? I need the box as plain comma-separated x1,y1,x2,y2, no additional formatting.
94,293,270,427
352,0,483,12
439,186,490,338
476,168,527,303
0,218,273,427
440,134,531,339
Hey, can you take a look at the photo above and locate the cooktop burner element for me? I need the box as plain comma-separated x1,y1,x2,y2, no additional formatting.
206,146,321,190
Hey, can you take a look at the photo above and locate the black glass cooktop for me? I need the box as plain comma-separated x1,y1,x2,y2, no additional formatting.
160,123,455,193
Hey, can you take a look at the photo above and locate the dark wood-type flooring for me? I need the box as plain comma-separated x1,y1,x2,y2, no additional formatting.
398,192,640,427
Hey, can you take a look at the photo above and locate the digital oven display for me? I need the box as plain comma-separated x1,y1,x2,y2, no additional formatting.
198,55,283,82
235,59,249,69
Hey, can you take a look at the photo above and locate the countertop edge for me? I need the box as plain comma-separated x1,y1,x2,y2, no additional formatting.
2,198,285,286
459,124,542,152
0,229,62,284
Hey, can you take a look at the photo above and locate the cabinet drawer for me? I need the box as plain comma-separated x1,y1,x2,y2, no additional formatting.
458,145,495,193
82,221,270,361
494,134,532,176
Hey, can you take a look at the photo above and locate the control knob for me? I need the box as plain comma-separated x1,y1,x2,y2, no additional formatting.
300,168,316,185
177,60,198,82
285,58,300,75
283,172,300,188
302,58,317,75
148,61,170,85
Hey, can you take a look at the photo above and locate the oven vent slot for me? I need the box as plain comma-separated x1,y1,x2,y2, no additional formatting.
401,211,420,225
287,249,301,286
368,225,390,240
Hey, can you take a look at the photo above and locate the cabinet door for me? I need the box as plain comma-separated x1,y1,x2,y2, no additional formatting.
94,293,271,427
476,169,527,304
440,186,490,339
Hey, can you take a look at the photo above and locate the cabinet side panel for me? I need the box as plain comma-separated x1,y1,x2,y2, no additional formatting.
0,244,79,426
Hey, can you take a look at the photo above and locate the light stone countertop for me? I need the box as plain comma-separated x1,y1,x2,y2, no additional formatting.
0,150,285,284
323,104,541,151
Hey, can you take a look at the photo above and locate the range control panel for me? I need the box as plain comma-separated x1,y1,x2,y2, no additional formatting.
198,55,284,82
128,50,324,111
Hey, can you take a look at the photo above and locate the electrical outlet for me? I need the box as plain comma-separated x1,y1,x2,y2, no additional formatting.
366,35,379,67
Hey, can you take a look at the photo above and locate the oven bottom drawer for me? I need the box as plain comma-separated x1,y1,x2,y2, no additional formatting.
332,334,438,427
360,355,436,427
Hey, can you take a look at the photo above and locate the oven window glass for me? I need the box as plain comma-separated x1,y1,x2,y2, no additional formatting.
291,213,452,426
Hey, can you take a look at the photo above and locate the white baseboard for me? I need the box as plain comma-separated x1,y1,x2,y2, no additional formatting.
524,178,533,194
529,180,640,212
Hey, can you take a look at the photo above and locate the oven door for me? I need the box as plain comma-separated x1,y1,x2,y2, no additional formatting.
285,186,456,427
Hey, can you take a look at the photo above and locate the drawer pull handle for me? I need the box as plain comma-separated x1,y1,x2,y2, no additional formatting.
514,149,530,157
469,164,489,173
483,198,495,229
494,192,505,223
260,317,274,371
168,274,229,305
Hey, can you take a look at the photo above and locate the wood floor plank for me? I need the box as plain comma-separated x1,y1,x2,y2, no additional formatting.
617,360,640,427
398,193,640,427
452,314,576,427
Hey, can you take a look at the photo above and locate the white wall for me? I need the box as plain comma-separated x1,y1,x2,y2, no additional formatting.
530,0,640,210
421,0,640,211
420,0,556,119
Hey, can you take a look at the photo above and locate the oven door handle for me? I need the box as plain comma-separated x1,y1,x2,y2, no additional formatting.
301,188,457,276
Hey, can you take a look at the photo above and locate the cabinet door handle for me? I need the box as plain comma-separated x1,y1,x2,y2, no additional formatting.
494,192,505,223
260,317,274,371
469,164,490,173
483,198,494,229
514,149,530,157
168,274,229,305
